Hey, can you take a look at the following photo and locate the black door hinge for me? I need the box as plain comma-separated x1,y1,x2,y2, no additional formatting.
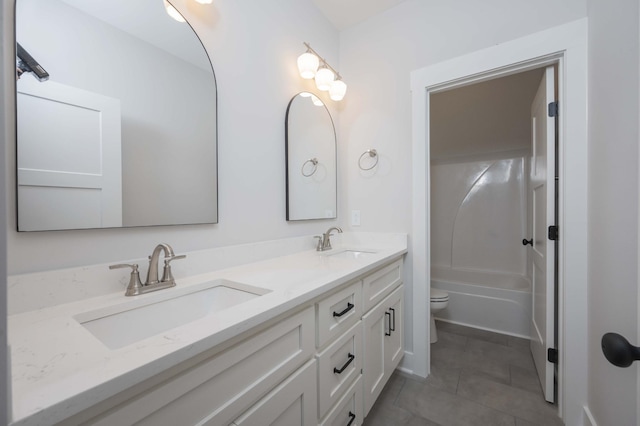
548,226,558,241
548,101,559,117
548,348,559,364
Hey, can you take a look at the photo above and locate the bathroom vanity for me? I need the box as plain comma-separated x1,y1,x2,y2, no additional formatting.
8,234,406,426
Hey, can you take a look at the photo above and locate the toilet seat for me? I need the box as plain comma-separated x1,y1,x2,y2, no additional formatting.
429,288,449,344
430,288,449,301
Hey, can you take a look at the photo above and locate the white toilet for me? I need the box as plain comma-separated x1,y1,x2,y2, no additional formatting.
430,288,449,343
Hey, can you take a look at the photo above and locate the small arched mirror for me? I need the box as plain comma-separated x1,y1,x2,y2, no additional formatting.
285,92,337,221
15,0,217,231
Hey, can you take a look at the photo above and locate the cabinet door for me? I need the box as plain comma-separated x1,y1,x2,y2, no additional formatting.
232,360,317,426
362,285,404,416
384,287,403,375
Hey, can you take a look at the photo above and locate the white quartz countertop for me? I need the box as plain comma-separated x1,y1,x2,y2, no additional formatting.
9,237,407,426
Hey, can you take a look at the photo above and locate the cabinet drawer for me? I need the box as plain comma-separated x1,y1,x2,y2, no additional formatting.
319,375,363,426
232,359,317,426
316,321,362,418
317,280,362,348
88,307,314,426
362,259,402,312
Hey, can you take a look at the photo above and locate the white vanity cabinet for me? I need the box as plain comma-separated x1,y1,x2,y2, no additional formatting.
362,279,404,415
68,307,315,426
317,258,404,425
53,256,404,426
231,360,318,426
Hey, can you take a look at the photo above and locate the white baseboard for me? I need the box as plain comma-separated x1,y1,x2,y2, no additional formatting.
397,350,416,376
583,406,597,426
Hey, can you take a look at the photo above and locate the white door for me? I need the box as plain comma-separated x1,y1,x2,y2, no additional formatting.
16,78,122,231
529,66,556,403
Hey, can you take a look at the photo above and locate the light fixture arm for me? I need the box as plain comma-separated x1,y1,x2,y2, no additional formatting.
303,42,342,81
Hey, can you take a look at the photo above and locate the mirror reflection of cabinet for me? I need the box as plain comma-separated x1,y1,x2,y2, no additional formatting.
15,0,217,231
285,93,337,221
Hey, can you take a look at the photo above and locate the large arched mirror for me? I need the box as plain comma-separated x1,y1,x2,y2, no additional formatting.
15,0,217,231
285,92,336,221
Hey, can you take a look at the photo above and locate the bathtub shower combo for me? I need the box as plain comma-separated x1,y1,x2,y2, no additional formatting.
431,267,531,337
430,157,533,338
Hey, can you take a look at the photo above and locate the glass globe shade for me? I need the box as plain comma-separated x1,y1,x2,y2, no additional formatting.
329,80,347,101
164,0,185,22
315,67,335,91
297,53,319,79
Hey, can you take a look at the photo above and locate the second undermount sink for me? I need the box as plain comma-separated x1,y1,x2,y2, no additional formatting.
325,249,378,260
74,279,270,350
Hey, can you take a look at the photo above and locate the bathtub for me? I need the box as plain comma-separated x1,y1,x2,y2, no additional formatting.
431,266,532,338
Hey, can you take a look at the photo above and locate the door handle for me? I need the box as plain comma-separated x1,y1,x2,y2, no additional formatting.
601,332,640,367
522,238,533,246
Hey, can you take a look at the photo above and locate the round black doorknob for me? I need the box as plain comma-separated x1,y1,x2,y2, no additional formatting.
522,238,533,246
601,332,640,367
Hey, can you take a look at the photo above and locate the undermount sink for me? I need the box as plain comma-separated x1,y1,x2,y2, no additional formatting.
325,249,377,260
74,279,270,349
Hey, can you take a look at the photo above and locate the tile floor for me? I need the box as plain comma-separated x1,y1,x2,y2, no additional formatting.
363,321,563,426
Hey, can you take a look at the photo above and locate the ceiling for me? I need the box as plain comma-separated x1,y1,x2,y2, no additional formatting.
430,68,546,162
312,0,408,30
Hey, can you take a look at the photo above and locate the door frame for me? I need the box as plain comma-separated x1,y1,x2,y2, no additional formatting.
407,19,587,425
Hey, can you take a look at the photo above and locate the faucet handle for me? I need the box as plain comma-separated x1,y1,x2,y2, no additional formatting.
109,263,144,296
161,254,186,284
314,235,323,251
167,254,186,263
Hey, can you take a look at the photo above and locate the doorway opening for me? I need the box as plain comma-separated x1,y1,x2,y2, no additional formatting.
428,66,558,404
407,19,588,425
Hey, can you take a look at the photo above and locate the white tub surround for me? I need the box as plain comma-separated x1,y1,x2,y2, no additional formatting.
430,157,528,276
8,233,407,426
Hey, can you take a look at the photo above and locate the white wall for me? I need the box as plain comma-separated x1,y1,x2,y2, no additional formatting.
587,0,640,424
338,0,587,353
5,0,341,274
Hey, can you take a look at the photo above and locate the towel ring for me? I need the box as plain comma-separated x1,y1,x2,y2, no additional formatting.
358,149,378,171
302,158,318,177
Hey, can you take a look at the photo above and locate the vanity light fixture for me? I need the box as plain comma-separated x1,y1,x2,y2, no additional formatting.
297,42,347,101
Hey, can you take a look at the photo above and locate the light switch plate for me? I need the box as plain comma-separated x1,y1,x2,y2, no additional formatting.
351,210,361,226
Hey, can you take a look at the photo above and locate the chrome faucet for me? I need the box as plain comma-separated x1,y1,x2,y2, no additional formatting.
110,243,186,296
316,226,343,251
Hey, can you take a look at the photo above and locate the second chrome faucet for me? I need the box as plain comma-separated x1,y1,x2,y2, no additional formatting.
316,226,343,251
110,243,186,296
